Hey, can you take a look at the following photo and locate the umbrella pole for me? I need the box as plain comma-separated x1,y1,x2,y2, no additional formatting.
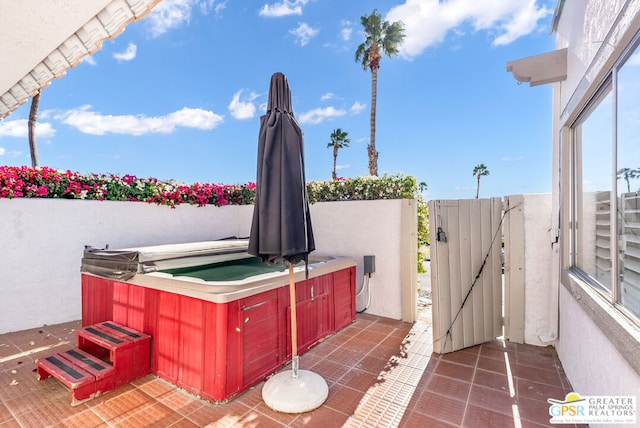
289,263,299,378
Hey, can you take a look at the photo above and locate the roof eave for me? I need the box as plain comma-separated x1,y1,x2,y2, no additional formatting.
506,48,568,87
0,0,161,120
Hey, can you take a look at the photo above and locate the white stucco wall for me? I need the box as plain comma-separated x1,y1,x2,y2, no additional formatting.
504,194,556,346
0,199,253,334
555,0,626,111
311,199,416,320
522,194,555,346
551,0,640,410
558,285,639,397
0,198,415,334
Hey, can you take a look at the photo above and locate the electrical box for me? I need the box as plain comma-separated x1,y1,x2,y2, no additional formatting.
364,255,375,274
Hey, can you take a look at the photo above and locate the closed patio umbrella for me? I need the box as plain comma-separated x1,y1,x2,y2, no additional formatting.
248,72,314,265
248,72,327,413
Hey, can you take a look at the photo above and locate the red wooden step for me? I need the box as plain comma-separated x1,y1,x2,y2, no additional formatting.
36,348,115,406
77,321,151,387
95,321,151,382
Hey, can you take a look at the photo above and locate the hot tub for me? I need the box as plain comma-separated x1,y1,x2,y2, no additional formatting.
80,239,356,402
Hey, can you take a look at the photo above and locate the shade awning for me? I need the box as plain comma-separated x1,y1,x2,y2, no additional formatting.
0,0,161,119
506,48,568,87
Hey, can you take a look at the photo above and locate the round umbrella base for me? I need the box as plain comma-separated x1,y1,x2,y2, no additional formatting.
262,369,328,413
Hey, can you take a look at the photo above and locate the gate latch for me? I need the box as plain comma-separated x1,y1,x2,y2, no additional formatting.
437,227,447,243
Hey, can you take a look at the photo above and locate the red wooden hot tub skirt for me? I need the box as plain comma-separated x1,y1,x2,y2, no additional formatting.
81,265,355,402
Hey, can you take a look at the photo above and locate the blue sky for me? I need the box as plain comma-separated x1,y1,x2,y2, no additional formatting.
0,0,557,200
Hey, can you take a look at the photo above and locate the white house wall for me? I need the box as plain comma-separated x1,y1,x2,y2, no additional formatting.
553,0,640,408
0,198,415,334
522,194,555,346
555,0,626,111
559,285,639,396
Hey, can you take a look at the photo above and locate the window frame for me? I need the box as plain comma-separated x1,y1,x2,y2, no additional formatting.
567,32,640,327
569,79,613,295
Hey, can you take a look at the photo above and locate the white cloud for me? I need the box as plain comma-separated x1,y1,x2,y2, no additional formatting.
341,20,353,41
0,120,29,137
290,22,319,46
228,90,259,120
168,107,223,129
492,1,550,45
195,0,227,16
57,105,223,136
199,0,214,14
146,0,194,37
39,109,54,120
0,148,23,158
145,0,226,36
83,55,97,66
386,0,552,58
214,1,227,15
350,101,366,114
113,43,137,62
320,93,335,101
298,106,346,125
259,0,309,17
501,155,524,161
0,119,56,138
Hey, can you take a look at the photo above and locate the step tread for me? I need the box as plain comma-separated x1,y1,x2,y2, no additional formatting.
57,348,115,380
77,324,133,350
37,353,94,387
77,321,150,350
99,321,151,343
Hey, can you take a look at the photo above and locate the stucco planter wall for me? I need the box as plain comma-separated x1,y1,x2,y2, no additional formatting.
0,198,416,334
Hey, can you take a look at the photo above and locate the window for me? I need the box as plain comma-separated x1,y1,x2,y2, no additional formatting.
570,38,640,321
617,45,640,318
571,82,613,292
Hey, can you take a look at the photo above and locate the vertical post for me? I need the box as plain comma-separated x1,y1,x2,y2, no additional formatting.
213,302,228,399
289,263,299,378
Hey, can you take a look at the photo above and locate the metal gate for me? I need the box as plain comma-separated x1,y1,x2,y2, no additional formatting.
428,198,503,354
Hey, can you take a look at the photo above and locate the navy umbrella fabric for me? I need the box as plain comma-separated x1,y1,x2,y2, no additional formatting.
248,71,315,266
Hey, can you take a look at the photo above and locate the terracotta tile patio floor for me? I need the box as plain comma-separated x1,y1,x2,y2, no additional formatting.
0,314,583,427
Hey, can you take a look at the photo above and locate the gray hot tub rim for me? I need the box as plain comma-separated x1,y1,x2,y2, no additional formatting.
81,239,251,281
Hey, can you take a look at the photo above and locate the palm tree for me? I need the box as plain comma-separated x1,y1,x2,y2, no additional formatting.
472,164,490,199
28,90,41,167
327,128,350,180
355,9,405,176
617,167,640,193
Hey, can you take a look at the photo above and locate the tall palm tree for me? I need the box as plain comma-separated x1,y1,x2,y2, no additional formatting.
473,164,490,199
355,9,405,176
327,128,350,180
617,167,640,193
28,90,41,167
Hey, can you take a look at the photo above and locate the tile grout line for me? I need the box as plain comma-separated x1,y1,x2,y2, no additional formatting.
342,320,433,428
321,320,402,387
460,341,482,427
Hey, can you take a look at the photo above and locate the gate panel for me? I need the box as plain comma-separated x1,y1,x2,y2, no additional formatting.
429,198,503,354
